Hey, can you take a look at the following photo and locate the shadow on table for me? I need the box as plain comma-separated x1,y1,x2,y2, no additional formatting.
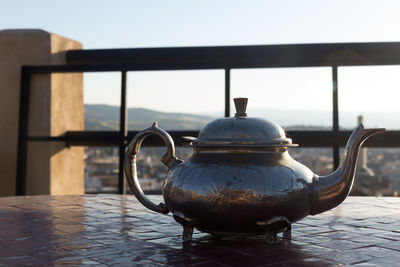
143,234,337,266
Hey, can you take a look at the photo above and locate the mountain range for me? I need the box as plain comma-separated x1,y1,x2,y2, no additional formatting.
85,104,398,131
85,104,211,130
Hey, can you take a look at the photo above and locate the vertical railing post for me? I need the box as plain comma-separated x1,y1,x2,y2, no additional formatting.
332,66,340,170
118,71,127,194
16,67,31,195
225,68,230,117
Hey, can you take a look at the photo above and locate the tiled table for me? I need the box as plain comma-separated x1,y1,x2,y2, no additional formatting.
1,195,400,266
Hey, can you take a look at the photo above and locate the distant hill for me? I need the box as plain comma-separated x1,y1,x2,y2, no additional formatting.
85,104,213,130
85,104,399,131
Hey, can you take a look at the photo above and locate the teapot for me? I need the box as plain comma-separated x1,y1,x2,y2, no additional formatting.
124,98,384,242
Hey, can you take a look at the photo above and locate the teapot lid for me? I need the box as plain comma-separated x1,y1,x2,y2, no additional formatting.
184,98,298,147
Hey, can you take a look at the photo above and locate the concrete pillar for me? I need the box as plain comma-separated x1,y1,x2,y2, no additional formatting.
0,29,84,196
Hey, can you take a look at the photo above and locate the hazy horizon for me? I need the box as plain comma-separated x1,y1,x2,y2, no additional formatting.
85,103,398,130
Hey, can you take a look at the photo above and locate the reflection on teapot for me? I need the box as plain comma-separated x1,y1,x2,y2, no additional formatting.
125,98,385,242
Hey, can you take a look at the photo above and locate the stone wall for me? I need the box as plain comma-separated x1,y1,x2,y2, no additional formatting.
0,29,84,196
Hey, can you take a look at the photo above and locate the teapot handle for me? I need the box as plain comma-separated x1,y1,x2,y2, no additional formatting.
124,122,182,214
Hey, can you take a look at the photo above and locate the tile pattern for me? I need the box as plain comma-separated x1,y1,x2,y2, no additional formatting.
1,195,400,266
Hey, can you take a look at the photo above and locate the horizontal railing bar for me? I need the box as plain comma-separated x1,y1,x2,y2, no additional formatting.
64,131,199,147
288,131,400,147
22,64,227,74
26,130,400,148
66,42,400,67
22,42,400,75
22,61,400,75
27,136,68,142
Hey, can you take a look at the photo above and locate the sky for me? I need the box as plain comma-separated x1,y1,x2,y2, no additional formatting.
2,0,400,126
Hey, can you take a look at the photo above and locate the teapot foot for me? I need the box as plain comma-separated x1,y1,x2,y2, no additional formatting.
283,224,292,239
265,232,277,244
182,226,193,242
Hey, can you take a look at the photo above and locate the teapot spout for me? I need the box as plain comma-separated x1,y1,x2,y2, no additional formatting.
310,124,385,215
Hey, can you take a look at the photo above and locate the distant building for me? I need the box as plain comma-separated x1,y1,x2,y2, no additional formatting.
351,115,393,196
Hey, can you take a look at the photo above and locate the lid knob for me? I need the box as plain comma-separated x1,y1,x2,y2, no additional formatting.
234,98,248,117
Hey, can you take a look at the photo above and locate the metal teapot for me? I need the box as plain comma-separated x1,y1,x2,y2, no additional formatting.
124,98,385,242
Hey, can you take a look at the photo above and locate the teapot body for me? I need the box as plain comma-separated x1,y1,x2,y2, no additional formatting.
163,148,314,235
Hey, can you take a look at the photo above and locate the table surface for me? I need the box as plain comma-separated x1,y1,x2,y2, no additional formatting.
1,195,400,266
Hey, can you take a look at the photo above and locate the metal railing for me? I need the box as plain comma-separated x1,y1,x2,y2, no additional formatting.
16,43,400,195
